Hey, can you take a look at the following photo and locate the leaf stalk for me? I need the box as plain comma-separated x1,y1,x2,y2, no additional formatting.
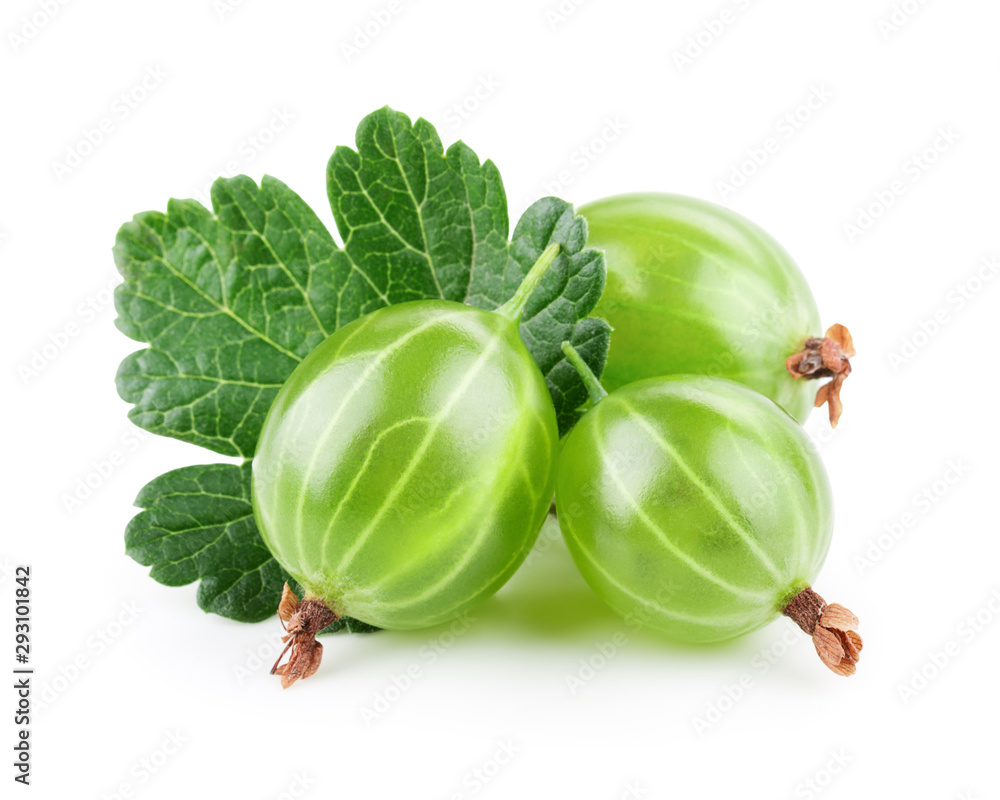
561,341,608,404
497,242,561,321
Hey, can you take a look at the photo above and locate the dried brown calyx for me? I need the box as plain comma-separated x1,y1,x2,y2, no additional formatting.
270,583,339,689
785,323,855,427
783,586,862,676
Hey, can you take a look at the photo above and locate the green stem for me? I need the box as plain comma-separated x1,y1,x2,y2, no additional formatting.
496,243,561,321
561,341,607,404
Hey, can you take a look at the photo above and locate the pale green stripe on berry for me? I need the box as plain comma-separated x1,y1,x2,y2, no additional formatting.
318,416,433,568
568,530,762,628
598,221,777,310
288,312,464,567
332,328,505,575
618,398,785,582
348,399,547,609
593,418,772,603
725,426,806,581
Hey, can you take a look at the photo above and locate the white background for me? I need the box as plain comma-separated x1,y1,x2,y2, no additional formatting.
3,0,998,797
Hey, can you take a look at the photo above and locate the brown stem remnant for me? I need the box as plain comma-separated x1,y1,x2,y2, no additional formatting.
270,583,339,689
786,323,855,428
783,587,863,676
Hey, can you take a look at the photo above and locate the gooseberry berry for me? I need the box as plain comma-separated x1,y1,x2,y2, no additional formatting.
252,246,562,686
581,193,854,426
555,342,862,675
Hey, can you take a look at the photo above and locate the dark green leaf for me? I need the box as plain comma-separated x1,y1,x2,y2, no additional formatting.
470,197,611,435
116,106,608,625
114,177,348,458
125,461,375,630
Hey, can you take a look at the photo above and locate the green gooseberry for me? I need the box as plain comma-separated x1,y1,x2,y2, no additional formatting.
555,343,862,675
252,246,562,686
580,193,854,426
